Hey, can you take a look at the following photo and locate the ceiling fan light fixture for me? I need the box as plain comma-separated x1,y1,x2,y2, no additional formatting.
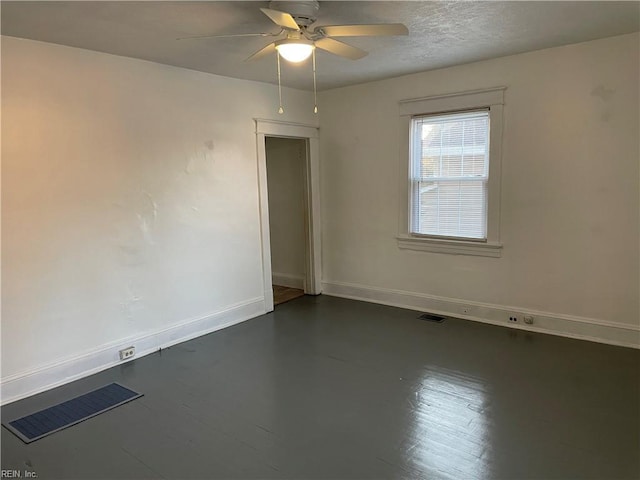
275,39,315,63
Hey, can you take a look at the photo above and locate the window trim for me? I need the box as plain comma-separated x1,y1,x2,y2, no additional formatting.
397,87,505,257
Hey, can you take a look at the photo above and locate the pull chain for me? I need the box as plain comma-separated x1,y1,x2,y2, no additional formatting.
277,52,284,114
312,49,318,114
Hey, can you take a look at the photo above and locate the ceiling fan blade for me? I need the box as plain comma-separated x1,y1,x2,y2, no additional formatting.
319,24,408,37
245,42,277,62
260,8,299,31
314,38,368,60
177,31,282,41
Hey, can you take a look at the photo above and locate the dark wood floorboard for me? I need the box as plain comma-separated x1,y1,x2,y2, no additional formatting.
273,285,304,306
2,295,638,479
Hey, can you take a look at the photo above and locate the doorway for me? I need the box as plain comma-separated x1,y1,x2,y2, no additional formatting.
255,119,321,312
265,137,307,305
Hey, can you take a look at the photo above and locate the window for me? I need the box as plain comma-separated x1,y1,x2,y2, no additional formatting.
398,87,505,257
410,110,489,240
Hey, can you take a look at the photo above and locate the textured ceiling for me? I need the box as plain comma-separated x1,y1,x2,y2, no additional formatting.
2,1,639,91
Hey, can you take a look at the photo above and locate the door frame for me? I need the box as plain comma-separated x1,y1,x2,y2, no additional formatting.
255,118,321,312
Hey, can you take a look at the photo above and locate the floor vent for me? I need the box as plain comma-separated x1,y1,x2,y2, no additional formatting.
418,313,445,323
3,383,143,443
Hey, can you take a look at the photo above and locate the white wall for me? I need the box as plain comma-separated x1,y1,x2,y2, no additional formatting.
266,137,306,288
1,36,317,403
319,33,639,347
2,32,638,405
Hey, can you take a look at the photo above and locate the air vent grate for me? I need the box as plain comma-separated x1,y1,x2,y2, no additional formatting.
418,313,445,323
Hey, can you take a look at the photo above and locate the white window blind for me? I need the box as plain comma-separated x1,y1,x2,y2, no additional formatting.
410,110,490,240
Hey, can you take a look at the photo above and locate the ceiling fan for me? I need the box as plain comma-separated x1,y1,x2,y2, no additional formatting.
179,1,409,63
179,1,408,113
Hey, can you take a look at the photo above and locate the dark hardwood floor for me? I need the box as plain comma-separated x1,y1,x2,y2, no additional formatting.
273,284,304,306
2,295,638,479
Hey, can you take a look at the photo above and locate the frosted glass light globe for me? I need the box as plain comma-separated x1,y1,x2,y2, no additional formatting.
276,41,314,63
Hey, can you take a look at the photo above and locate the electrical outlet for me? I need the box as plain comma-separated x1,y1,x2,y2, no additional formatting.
119,346,135,361
509,316,518,322
524,315,534,325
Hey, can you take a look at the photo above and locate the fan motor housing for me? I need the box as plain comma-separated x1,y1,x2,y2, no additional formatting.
269,1,319,26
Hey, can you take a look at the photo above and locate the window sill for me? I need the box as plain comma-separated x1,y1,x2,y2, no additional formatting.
396,235,502,258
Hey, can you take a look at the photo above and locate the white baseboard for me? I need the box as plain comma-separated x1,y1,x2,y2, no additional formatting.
1,297,265,405
272,272,305,289
322,281,639,349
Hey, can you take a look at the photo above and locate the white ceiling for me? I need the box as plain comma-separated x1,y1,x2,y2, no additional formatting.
2,1,638,91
